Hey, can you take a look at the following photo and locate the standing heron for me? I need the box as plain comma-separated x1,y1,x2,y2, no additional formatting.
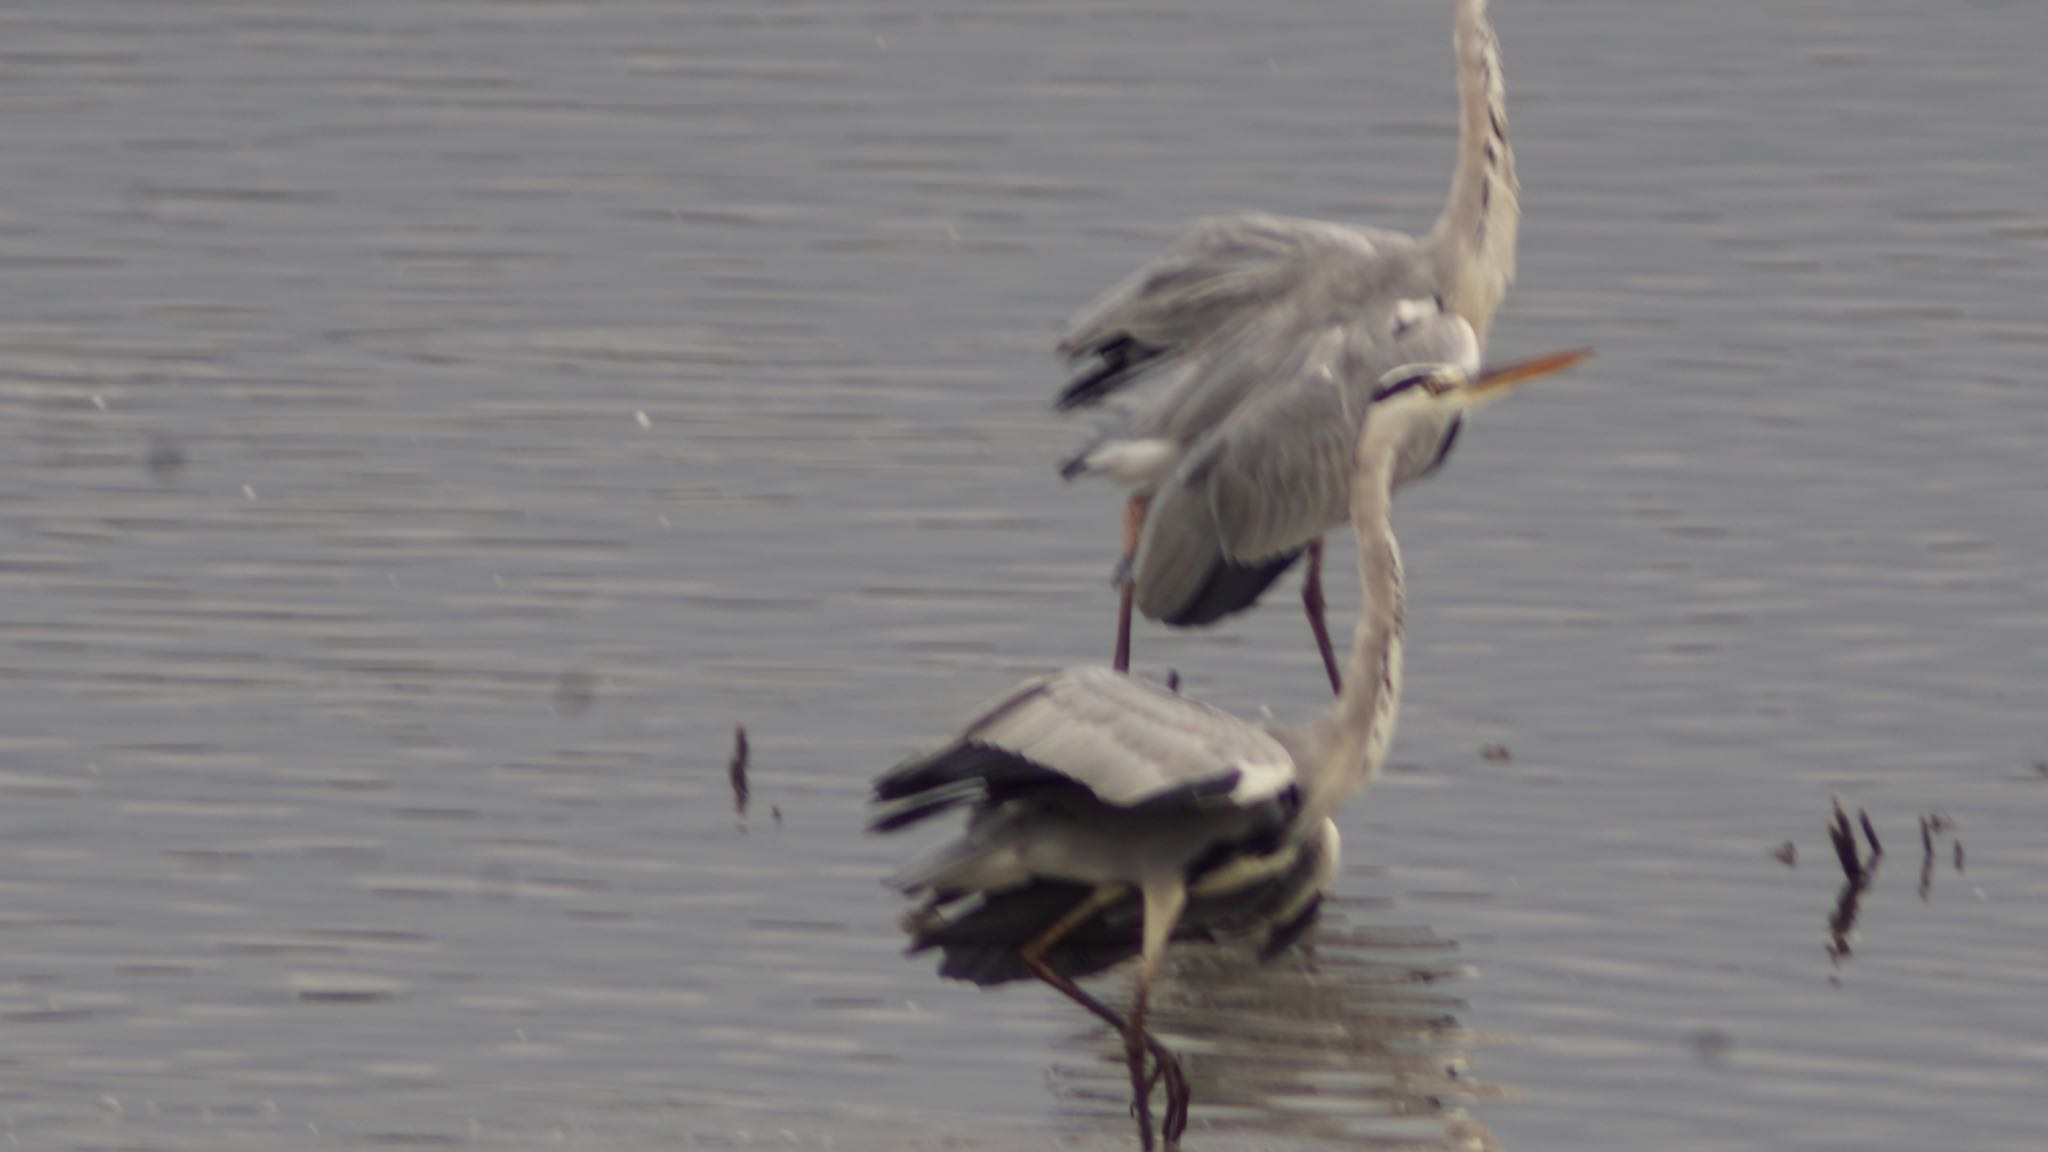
1057,0,1519,691
874,348,1586,1150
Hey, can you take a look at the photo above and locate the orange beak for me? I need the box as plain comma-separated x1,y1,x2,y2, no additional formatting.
1464,346,1595,404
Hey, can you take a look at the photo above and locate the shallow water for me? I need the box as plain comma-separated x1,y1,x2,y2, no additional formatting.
2,0,2046,1148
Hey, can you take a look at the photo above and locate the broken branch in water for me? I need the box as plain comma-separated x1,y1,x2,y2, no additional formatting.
1857,809,1883,859
1917,811,1964,901
1826,796,1864,885
1824,795,1881,968
1919,815,1936,902
729,724,751,819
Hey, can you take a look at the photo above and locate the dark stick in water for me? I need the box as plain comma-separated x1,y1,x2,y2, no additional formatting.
1824,795,1878,968
729,724,751,819
1919,815,1935,902
1826,796,1863,885
1857,809,1883,860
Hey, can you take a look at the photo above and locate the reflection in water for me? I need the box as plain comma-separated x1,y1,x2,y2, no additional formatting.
1045,897,1499,1150
1917,812,1962,903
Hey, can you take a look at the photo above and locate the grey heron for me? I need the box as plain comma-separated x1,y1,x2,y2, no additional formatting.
875,348,1587,1150
1056,0,1519,692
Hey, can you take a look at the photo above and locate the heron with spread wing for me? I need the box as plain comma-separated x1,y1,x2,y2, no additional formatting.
875,348,1587,1150
1057,0,1519,692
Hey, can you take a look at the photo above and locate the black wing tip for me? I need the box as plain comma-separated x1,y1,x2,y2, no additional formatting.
871,741,1082,823
867,792,968,834
870,739,986,802
1051,335,1157,412
1162,550,1303,627
870,759,933,804
1056,450,1090,480
1053,366,1122,412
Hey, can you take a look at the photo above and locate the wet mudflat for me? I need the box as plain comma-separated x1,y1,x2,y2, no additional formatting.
1,0,2045,1148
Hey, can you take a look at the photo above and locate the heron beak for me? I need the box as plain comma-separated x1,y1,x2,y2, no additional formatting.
1460,347,1593,407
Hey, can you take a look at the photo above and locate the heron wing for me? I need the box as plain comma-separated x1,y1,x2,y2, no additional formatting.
1208,304,1478,563
1130,305,1476,623
871,666,1295,825
1056,213,1419,413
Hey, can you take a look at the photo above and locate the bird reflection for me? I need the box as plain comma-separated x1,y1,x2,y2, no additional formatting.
1043,895,1502,1150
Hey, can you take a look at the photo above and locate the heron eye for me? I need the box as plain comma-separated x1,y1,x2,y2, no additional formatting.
1424,375,1453,397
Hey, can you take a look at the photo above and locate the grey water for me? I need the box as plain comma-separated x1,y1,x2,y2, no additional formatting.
2,0,2045,1148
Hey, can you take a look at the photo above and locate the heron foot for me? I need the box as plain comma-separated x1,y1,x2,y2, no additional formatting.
1126,1036,1189,1148
1156,1052,1190,1147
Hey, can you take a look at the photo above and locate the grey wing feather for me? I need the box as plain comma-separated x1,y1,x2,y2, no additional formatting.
1062,214,1355,348
874,666,1295,816
1209,306,1478,562
1127,476,1225,624
966,667,1295,808
1124,320,1352,621
1057,213,1420,414
1131,306,1476,621
1202,331,1372,565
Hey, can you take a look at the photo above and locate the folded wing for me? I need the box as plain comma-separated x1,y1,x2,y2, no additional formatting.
871,666,1296,831
1131,301,1477,625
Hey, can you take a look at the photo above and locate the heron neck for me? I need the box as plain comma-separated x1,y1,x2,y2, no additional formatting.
1425,0,1518,338
1305,454,1404,821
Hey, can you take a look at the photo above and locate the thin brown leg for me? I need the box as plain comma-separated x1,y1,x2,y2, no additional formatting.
1128,884,1189,1151
1021,887,1124,971
1114,495,1149,674
1125,971,1156,1150
1019,883,1188,1151
1303,538,1343,695
1021,955,1187,1140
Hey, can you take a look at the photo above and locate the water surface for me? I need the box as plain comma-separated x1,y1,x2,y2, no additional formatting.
1,0,2045,1148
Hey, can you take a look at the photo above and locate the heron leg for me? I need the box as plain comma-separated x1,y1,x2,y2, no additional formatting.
1127,882,1190,1151
1303,537,1343,695
1019,955,1187,1143
1018,884,1188,1152
1114,494,1149,674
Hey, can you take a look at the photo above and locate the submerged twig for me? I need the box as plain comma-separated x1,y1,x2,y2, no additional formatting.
1824,795,1879,968
1826,796,1864,885
1919,816,1935,902
729,724,751,819
1917,811,1963,900
1857,809,1883,860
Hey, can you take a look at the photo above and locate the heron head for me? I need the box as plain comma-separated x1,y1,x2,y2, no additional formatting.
1363,347,1592,489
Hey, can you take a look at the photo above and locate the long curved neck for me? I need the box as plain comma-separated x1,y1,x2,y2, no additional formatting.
1425,0,1518,340
1303,453,1405,821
